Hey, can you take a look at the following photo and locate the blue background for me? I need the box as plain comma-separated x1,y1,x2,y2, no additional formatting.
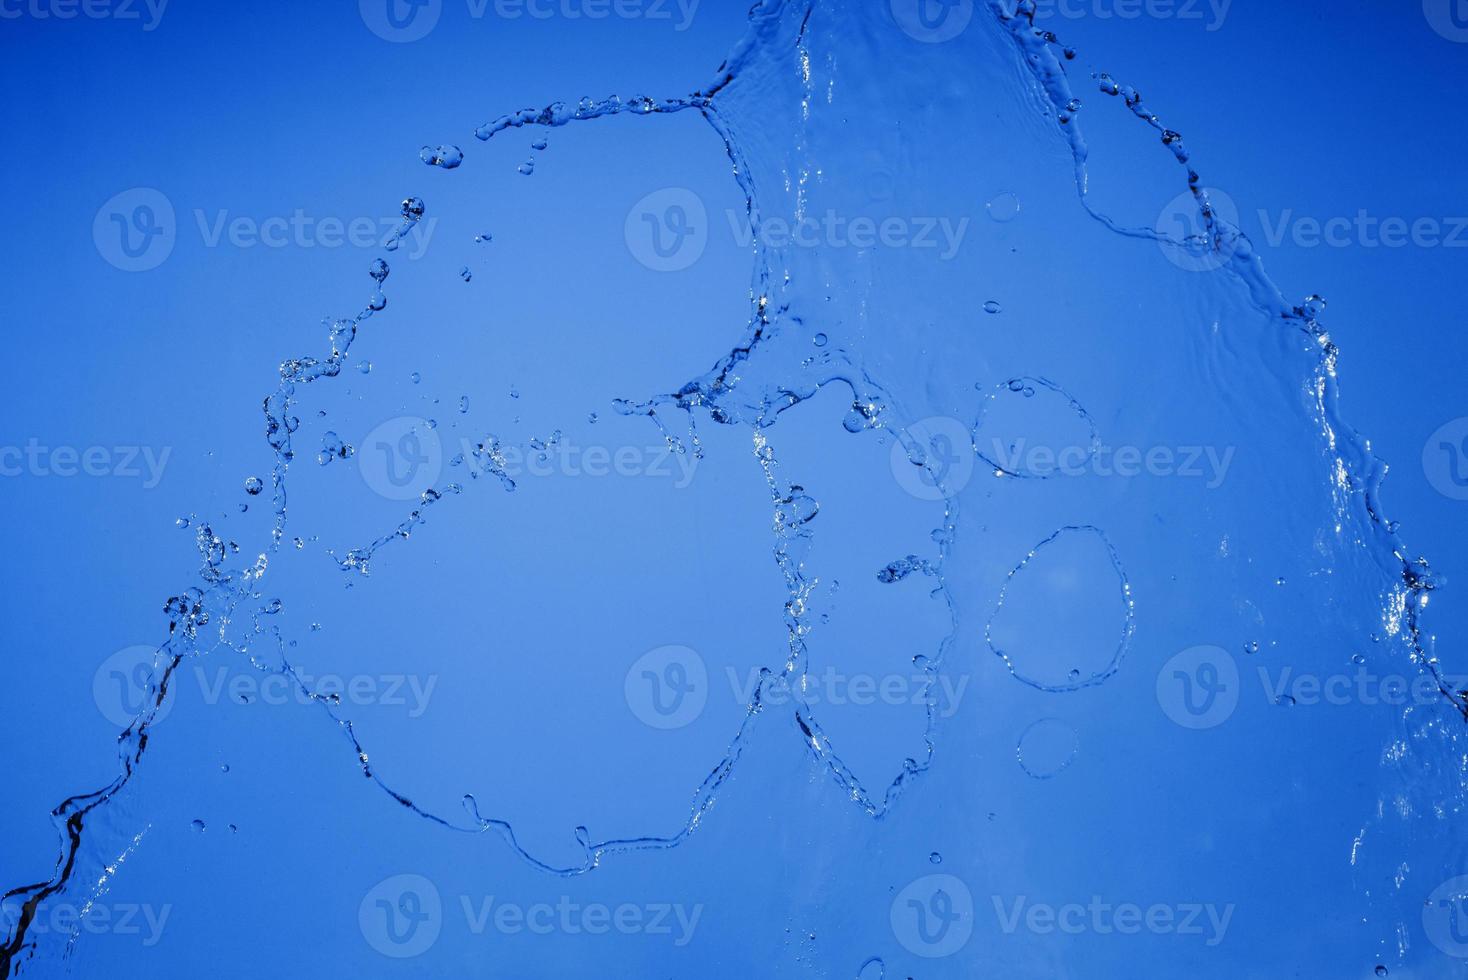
3,1,1467,976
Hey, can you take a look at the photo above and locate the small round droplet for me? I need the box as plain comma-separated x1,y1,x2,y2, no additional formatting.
928,851,942,864
410,372,422,385
244,476,264,496
983,300,1002,314
531,137,548,151
813,332,829,347
1244,641,1260,655
357,360,372,375
369,258,389,283
220,764,231,774
401,197,426,219
518,160,535,176
191,819,206,833
987,192,1021,223
1375,966,1389,977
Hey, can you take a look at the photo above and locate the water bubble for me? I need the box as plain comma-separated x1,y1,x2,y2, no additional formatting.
531,137,548,151
1017,718,1080,779
813,332,829,347
357,360,372,375
1244,641,1260,655
987,192,1021,223
368,289,387,312
369,258,389,283
518,160,536,176
474,232,493,244
983,300,1002,314
191,819,206,833
1375,967,1388,977
411,372,422,384
928,852,942,864
243,476,264,496
419,144,463,169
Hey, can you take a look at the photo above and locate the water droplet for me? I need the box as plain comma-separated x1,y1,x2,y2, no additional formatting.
357,360,372,375
401,197,426,219
419,144,463,169
243,476,264,496
987,192,1021,223
983,300,1002,314
1375,966,1389,977
813,332,828,347
928,851,942,864
411,372,422,384
191,819,206,833
518,160,535,176
458,395,470,414
474,232,493,244
1244,641,1260,655
369,258,389,283
531,137,548,151
459,266,473,282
